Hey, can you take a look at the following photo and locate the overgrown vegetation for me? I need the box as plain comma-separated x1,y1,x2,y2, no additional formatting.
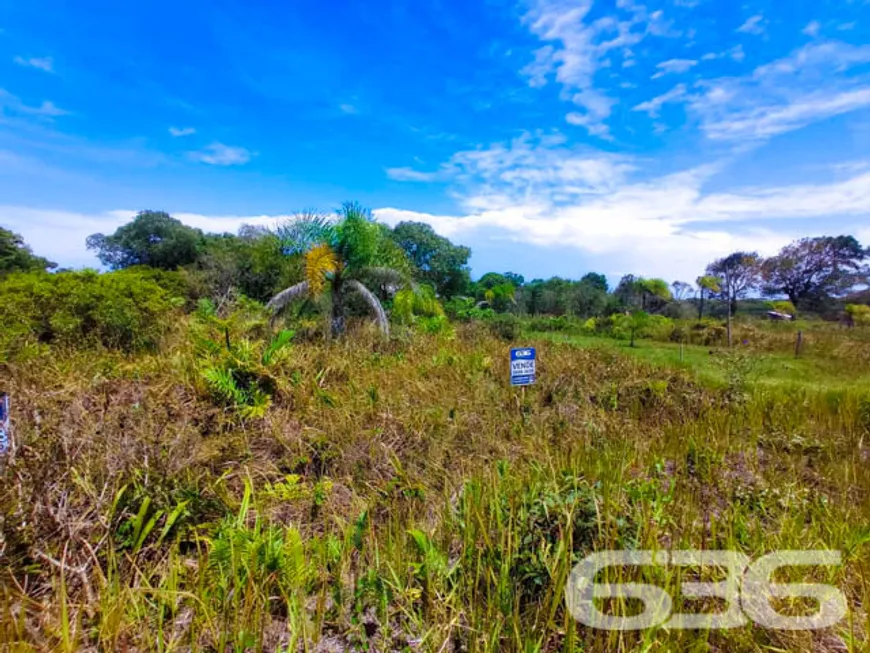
1,209,870,651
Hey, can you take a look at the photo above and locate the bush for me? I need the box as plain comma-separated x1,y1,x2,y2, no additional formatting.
0,269,181,353
525,315,578,332
488,314,520,341
444,296,495,322
846,304,870,327
688,319,727,346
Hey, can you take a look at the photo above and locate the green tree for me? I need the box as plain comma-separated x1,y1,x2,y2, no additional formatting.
0,227,56,274
573,274,609,317
637,278,672,312
580,272,608,293
615,311,651,348
706,251,761,316
267,203,412,337
614,274,640,308
696,275,721,320
87,210,206,270
390,221,471,298
194,227,298,303
671,280,693,301
472,272,519,313
761,236,869,310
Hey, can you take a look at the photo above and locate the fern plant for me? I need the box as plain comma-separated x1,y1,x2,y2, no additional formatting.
192,299,295,418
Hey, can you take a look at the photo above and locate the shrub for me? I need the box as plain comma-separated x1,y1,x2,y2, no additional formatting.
769,300,797,317
443,296,495,322
688,318,727,346
487,313,520,341
0,269,181,353
392,286,445,325
415,315,454,336
191,298,291,418
846,304,870,327
526,315,576,332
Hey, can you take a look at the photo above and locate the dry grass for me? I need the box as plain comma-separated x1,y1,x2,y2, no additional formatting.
1,316,869,651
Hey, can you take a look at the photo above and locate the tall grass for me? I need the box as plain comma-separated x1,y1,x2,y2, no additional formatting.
1,318,868,651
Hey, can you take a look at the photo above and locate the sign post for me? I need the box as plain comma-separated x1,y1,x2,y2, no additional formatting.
0,393,8,468
510,348,537,387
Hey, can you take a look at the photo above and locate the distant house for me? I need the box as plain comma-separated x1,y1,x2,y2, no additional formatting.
765,311,793,321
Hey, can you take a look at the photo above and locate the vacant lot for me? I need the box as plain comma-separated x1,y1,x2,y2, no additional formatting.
2,315,869,652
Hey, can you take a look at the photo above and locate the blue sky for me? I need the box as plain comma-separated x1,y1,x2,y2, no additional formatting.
2,0,870,283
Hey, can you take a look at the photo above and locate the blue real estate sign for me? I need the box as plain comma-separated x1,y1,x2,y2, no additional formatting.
510,347,536,386
0,393,8,455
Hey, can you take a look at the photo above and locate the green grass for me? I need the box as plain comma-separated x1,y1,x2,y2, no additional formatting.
2,314,870,652
531,329,870,392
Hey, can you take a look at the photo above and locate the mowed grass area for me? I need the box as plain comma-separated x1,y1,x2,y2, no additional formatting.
531,329,870,392
2,317,870,652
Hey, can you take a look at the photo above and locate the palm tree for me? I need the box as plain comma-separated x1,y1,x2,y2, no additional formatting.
267,202,410,337
696,275,721,321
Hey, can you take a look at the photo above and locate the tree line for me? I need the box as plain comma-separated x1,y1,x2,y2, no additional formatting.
2,207,869,327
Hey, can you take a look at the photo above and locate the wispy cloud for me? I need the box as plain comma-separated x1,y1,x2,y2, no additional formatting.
701,45,745,62
633,84,687,117
190,142,252,166
691,41,870,142
0,89,68,117
519,0,675,137
802,21,821,37
169,126,196,137
702,88,870,141
737,14,766,35
375,133,870,279
651,58,697,79
339,103,358,114
388,131,635,204
386,167,441,182
13,56,54,72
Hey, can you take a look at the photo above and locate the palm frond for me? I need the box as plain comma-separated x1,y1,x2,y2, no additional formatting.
267,281,310,314
305,244,339,296
358,266,407,290
275,211,335,255
346,279,389,336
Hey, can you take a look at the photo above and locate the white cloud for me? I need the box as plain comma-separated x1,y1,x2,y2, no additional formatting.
9,138,870,281
802,21,821,37
169,126,196,137
838,22,856,32
377,134,870,279
0,89,68,117
651,58,697,79
737,14,766,35
702,88,870,141
690,40,870,142
339,103,358,114
389,132,635,203
386,167,441,182
565,89,616,138
633,84,687,117
190,142,252,166
519,0,672,136
702,45,745,62
0,206,285,268
13,56,54,72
